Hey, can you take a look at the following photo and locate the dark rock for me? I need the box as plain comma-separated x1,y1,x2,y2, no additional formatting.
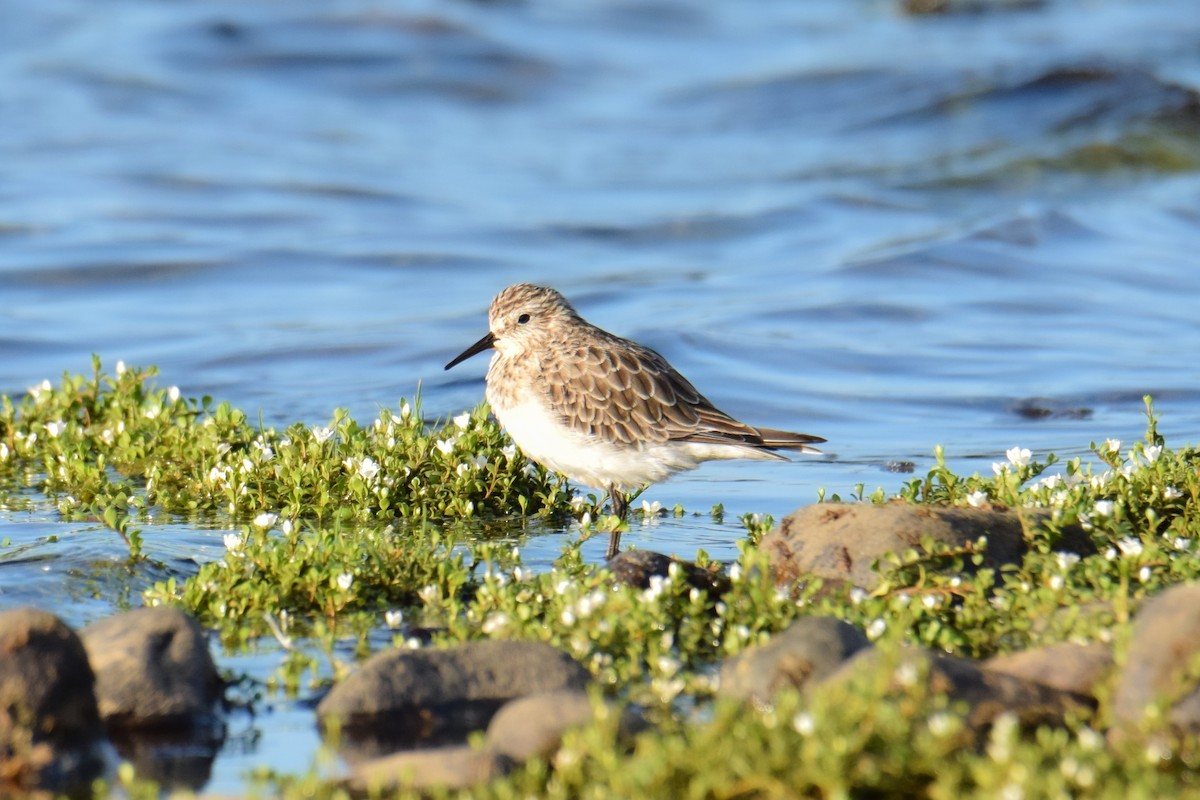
825,647,1093,735
718,616,871,706
80,607,223,728
762,502,1094,590
607,550,731,596
984,642,1112,698
1111,583,1200,736
349,745,511,793
0,608,104,791
316,640,592,753
485,689,645,763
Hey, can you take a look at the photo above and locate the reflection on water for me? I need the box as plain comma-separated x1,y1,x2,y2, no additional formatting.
2,0,1200,790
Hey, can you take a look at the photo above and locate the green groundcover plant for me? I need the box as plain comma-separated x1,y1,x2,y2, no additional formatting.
4,360,1200,798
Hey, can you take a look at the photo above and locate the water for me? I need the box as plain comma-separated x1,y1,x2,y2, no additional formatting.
2,0,1200,791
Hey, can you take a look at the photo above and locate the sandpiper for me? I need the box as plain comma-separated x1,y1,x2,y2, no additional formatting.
445,283,825,558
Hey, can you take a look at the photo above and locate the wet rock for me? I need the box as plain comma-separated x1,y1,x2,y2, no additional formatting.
984,641,1112,698
825,647,1093,735
348,745,511,793
485,689,645,763
0,608,104,791
762,502,1093,590
317,640,592,753
1111,583,1200,736
80,607,223,728
607,550,730,596
718,616,871,705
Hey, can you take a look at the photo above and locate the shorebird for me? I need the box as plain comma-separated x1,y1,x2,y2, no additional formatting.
445,283,824,558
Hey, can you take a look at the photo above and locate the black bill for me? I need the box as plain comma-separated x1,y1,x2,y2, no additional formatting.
444,331,496,370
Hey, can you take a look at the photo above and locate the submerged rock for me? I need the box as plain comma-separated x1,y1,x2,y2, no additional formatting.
0,608,105,792
762,502,1093,590
718,616,871,706
606,550,730,596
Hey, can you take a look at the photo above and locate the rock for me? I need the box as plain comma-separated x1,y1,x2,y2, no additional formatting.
762,502,1093,590
1111,583,1200,736
607,550,730,596
984,642,1112,698
825,647,1093,735
80,607,223,728
485,690,645,763
348,745,511,793
0,608,104,791
718,616,871,705
317,640,592,753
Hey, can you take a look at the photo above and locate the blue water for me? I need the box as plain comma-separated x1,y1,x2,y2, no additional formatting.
3,0,1200,791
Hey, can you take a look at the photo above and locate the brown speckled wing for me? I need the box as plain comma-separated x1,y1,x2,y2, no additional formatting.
542,332,784,448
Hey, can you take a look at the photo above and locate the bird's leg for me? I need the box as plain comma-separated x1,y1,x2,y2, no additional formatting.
605,485,627,560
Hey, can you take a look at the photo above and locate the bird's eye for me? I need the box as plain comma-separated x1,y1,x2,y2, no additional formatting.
517,313,531,324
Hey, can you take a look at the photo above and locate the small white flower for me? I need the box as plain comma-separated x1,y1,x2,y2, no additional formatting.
282,519,294,534
1093,500,1114,517
481,612,509,634
115,360,127,375
44,421,66,437
435,436,458,455
501,444,517,460
144,404,161,420
729,562,743,582
849,587,868,605
312,426,334,443
865,618,887,640
1116,537,1143,557
1054,552,1080,571
223,533,243,553
1144,444,1163,463
418,584,440,603
922,594,939,609
1139,566,1152,582
642,575,667,602
1037,474,1063,490
385,609,404,629
1006,447,1032,467
453,412,471,429
28,378,53,399
792,712,815,736
253,512,279,529
0,442,8,460
1103,438,1121,454
357,457,381,481
1164,486,1182,500
167,386,181,403
966,490,988,508
399,400,412,419
336,572,354,591
992,462,1007,476
1049,574,1064,590
928,712,956,737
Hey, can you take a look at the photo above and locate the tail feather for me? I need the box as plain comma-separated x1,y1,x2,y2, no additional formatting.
755,426,825,455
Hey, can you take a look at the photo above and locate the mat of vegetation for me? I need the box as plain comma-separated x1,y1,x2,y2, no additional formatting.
3,360,1200,798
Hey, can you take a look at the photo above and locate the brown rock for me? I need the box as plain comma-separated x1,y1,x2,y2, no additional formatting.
825,647,1093,735
762,502,1093,590
317,640,592,753
349,745,511,792
485,690,645,763
1111,583,1200,735
984,641,1112,698
81,607,223,727
718,616,871,705
0,608,104,790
